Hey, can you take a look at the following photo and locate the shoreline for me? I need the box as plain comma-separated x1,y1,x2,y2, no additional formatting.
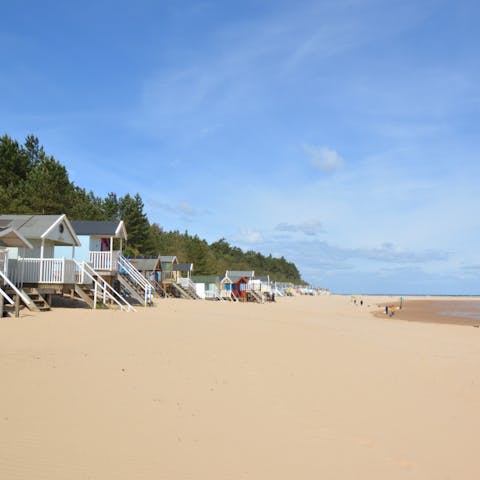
371,297,480,327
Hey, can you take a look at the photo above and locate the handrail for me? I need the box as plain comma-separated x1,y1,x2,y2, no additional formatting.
82,261,136,312
118,256,146,287
74,260,135,312
0,249,8,276
178,277,197,293
151,279,168,297
119,256,153,291
0,270,32,306
0,286,14,305
118,255,154,305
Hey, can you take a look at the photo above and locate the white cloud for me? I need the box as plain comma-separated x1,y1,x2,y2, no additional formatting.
275,220,324,236
148,199,209,218
231,228,264,245
304,145,345,172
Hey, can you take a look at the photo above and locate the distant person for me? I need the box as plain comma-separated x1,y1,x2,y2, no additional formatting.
360,300,363,306
385,305,389,315
390,305,396,317
272,292,275,302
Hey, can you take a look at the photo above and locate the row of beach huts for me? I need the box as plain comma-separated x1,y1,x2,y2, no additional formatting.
0,214,328,316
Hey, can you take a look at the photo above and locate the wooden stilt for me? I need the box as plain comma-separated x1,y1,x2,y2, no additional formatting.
14,294,20,318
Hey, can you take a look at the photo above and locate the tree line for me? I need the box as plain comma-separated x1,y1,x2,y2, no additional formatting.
0,134,304,283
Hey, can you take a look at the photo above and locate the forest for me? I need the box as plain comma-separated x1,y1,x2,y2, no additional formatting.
0,134,303,283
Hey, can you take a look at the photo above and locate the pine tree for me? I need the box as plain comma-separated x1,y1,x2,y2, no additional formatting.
119,193,150,255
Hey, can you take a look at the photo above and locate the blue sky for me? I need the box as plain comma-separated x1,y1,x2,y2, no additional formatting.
2,0,480,294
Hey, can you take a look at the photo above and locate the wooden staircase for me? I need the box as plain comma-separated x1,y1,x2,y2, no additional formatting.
74,283,111,309
74,260,134,311
247,290,263,303
118,273,152,305
0,269,43,314
117,255,154,306
166,282,198,300
0,287,49,316
152,279,168,298
22,288,50,311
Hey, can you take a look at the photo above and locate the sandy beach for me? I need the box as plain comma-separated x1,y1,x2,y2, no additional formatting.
1,295,479,479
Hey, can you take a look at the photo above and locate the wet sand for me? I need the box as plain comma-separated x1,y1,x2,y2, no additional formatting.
1,295,479,479
373,297,480,327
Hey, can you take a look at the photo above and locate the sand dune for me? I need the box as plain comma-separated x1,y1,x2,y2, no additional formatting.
1,295,479,479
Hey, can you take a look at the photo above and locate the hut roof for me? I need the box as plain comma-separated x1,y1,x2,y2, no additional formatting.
128,257,160,271
71,220,127,239
159,255,177,263
172,263,193,272
226,270,254,282
0,226,33,248
0,214,80,246
191,275,220,284
252,275,270,283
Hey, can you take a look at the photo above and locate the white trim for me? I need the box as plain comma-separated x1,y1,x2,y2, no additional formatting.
0,227,33,249
115,220,128,240
41,214,81,246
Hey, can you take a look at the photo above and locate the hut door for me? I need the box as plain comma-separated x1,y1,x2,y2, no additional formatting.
101,238,110,252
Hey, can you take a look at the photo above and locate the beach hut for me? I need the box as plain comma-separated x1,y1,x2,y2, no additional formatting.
173,263,193,279
220,274,234,300
61,220,127,274
57,220,153,306
191,275,222,300
249,275,271,302
0,214,82,311
159,255,178,282
221,271,254,301
223,270,263,302
233,276,248,300
0,223,34,315
158,256,198,299
128,255,166,297
173,264,199,299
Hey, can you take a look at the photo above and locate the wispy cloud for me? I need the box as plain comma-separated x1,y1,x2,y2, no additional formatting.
304,145,345,173
230,227,264,245
275,220,324,236
147,199,209,219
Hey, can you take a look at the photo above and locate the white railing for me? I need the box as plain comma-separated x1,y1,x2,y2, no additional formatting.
118,255,154,306
0,285,14,305
89,250,120,271
0,270,32,307
205,289,223,301
10,258,77,284
178,277,197,292
74,260,135,312
0,249,8,276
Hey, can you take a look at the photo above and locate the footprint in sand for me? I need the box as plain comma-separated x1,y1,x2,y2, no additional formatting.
387,456,416,470
354,436,375,448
